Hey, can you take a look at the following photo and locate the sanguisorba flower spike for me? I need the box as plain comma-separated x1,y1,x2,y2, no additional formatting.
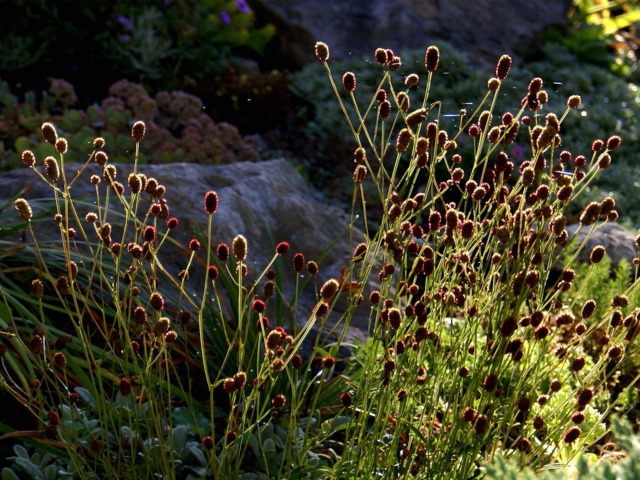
315,42,329,62
14,198,32,222
131,121,146,142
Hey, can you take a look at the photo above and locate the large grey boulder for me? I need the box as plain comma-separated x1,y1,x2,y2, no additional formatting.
254,0,572,68
0,159,371,343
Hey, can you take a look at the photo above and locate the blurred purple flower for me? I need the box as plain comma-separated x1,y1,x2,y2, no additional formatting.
164,0,172,4
220,11,231,24
236,0,251,13
513,144,525,159
117,14,133,30
119,34,131,43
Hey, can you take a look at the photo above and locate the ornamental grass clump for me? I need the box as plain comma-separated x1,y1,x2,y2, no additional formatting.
1,41,640,480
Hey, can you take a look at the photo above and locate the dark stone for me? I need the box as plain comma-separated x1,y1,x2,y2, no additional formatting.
253,0,572,68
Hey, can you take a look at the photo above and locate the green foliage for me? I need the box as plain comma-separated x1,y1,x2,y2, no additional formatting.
0,0,274,90
484,417,640,479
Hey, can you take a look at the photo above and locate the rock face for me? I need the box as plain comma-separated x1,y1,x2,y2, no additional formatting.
0,159,370,343
254,0,572,68
566,223,638,266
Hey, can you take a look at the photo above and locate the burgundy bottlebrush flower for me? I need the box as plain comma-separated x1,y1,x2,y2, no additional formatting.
577,388,594,407
149,292,164,311
133,306,147,325
202,436,214,449
131,121,146,142
55,137,68,154
314,42,329,62
232,235,247,261
223,377,236,394
495,54,512,80
405,73,419,87
589,245,606,264
165,330,178,343
406,108,428,127
592,139,604,152
276,241,290,255
233,372,247,390
322,356,335,369
290,354,303,369
52,352,67,369
462,407,477,423
567,95,581,109
143,226,156,243
266,330,283,350
189,238,201,252
315,302,330,317
204,191,218,215
563,426,581,444
41,122,58,144
572,412,585,424
473,415,489,435
499,316,518,337
533,415,545,430
606,135,621,151
307,261,319,276
252,299,266,313
487,78,501,92
272,394,286,409
425,46,439,72
21,150,36,167
93,137,105,149
207,266,219,281
483,374,498,392
342,71,356,92
119,378,132,396
44,156,59,182
374,48,387,65
320,279,340,301
293,253,305,272
379,100,391,119
388,308,402,330
166,217,179,230
217,243,229,261
340,391,353,408
14,198,32,222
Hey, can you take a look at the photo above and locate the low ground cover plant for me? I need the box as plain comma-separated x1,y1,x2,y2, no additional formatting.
0,41,639,479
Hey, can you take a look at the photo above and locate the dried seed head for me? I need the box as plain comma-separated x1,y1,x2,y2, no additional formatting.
14,198,32,221
131,121,146,142
154,317,170,335
342,71,356,92
425,46,439,72
41,122,58,144
43,156,59,182
556,185,573,202
232,235,247,261
55,137,68,154
567,95,581,109
315,42,329,62
93,137,105,149
320,279,340,301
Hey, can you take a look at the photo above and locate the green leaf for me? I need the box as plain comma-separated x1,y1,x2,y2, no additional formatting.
1,468,20,480
172,424,189,451
13,458,43,480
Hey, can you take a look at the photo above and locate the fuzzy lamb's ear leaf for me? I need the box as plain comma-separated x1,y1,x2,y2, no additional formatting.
11,444,29,459
13,458,43,480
